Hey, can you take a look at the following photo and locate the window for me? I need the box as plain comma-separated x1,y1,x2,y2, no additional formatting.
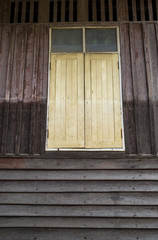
47,27,124,150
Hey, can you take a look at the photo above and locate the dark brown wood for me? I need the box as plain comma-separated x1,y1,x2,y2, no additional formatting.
117,0,128,21
0,157,158,169
92,0,97,21
53,0,58,22
143,23,158,154
129,23,151,154
39,0,50,22
120,23,137,154
61,0,66,22
21,0,26,23
132,0,137,21
69,0,73,22
14,0,19,23
140,0,145,21
100,0,105,21
109,0,113,21
30,0,34,23
148,0,153,21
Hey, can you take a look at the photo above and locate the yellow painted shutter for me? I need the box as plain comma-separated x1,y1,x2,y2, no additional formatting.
47,53,84,148
85,53,123,148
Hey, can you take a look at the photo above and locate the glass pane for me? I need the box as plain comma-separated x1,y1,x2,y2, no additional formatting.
86,28,117,52
52,29,83,52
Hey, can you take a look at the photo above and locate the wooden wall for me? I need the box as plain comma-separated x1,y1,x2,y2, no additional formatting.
0,156,158,239
0,24,49,155
0,22,158,155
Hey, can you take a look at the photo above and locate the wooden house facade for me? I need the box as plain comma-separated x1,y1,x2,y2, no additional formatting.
0,0,158,239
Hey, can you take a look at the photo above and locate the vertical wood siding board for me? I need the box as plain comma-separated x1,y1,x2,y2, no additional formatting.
61,0,66,22
120,23,137,154
109,0,113,21
140,0,145,21
21,0,26,23
153,23,158,153
30,0,34,23
7,26,23,153
92,0,97,21
142,23,157,154
132,0,137,21
100,0,105,21
34,25,45,153
29,25,39,154
15,26,27,154
84,0,89,21
38,0,50,22
20,25,35,154
53,0,57,22
1,26,16,154
129,23,151,154
40,25,49,154
117,0,128,21
148,0,153,21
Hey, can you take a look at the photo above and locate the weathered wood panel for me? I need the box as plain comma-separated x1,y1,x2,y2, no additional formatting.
0,228,158,240
1,205,158,217
1,169,158,180
1,180,158,192
1,217,158,228
1,192,158,205
0,157,158,169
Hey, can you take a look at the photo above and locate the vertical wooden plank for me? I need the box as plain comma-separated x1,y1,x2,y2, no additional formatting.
34,25,45,154
132,0,137,21
29,25,40,154
119,23,137,154
7,26,24,153
117,0,128,21
69,0,73,21
0,25,10,153
143,23,158,154
129,23,151,154
20,25,35,154
38,0,49,22
140,0,145,21
21,0,26,23
40,25,49,154
147,0,153,21
92,0,97,21
100,0,105,21
15,26,27,154
14,0,19,23
1,26,15,154
77,0,86,21
0,0,11,23
30,0,34,22
53,0,57,22
109,0,113,21
61,0,65,21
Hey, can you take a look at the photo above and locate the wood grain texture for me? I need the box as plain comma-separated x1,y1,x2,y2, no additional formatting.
1,180,158,192
1,157,158,169
1,217,158,228
0,228,158,240
1,205,158,217
1,192,158,205
129,23,151,154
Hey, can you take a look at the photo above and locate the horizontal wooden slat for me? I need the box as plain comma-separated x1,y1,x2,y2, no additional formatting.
0,193,158,205
0,180,158,192
0,205,158,218
0,158,158,169
0,228,158,240
0,170,158,180
0,217,158,228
